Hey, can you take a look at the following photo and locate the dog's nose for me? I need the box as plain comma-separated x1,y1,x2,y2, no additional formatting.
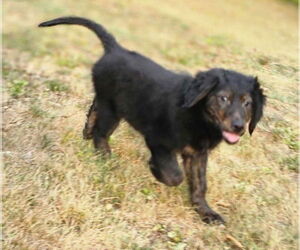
232,120,244,133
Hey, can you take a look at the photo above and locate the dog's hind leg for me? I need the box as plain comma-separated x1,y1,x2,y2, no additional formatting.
92,99,120,155
83,97,98,140
147,144,184,186
182,150,225,224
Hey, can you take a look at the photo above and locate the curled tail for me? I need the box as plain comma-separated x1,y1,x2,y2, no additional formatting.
38,16,120,53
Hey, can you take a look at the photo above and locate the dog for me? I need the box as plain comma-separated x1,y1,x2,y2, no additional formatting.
39,16,265,224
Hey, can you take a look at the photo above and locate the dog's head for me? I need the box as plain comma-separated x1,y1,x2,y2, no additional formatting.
182,68,266,144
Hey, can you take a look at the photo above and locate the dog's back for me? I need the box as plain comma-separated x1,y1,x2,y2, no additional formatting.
92,48,190,136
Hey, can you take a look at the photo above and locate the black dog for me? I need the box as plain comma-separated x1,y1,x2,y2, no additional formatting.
39,17,265,224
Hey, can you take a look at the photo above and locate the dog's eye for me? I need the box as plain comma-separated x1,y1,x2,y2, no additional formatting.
219,96,229,103
244,100,252,107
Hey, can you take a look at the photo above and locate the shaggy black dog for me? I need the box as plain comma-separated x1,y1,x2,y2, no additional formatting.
39,17,265,224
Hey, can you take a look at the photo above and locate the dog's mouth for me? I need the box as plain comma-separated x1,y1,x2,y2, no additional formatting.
222,131,241,144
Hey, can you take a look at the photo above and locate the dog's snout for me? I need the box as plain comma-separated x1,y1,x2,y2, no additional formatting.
232,119,244,133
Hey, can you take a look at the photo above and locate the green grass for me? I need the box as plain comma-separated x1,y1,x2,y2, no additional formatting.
272,121,299,151
3,0,298,249
280,156,299,173
281,0,298,5
29,103,48,118
8,79,29,98
44,80,69,92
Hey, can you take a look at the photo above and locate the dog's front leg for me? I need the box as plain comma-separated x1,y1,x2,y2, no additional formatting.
147,145,184,187
182,151,224,224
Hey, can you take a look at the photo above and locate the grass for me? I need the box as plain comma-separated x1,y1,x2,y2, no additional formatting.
7,79,29,98
3,0,298,249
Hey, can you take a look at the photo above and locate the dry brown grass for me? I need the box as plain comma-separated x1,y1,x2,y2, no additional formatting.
3,0,298,249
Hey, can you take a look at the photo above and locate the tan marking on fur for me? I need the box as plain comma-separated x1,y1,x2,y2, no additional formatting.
95,137,111,155
182,145,196,156
86,111,97,130
240,93,251,102
83,110,97,139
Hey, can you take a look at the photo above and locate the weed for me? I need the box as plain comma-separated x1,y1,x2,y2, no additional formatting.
44,80,69,92
280,156,299,172
167,230,183,243
272,121,299,151
8,79,29,98
29,104,47,118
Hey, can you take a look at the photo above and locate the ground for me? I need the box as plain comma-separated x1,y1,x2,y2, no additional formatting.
3,0,298,249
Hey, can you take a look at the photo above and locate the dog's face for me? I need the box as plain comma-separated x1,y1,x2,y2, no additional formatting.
205,80,253,144
182,68,266,144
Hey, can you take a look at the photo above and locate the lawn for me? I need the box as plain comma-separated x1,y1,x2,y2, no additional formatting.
3,0,298,249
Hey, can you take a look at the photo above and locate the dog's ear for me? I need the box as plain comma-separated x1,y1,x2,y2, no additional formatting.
249,77,266,135
182,69,221,108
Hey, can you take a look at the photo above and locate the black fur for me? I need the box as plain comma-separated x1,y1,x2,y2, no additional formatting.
182,69,221,108
249,78,266,135
39,16,266,223
39,16,120,52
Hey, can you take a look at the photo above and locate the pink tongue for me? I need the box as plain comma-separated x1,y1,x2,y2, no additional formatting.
222,131,240,143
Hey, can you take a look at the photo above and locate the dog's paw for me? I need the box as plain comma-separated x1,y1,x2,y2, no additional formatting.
82,127,93,140
201,210,225,224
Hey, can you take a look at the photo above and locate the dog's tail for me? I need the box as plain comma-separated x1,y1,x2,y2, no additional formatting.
38,16,120,53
